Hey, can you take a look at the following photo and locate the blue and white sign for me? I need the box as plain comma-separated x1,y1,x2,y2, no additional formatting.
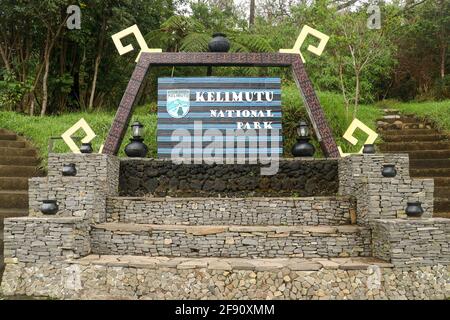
157,77,283,160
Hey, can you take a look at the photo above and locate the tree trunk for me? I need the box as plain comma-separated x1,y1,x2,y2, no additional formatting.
249,0,256,27
88,16,106,111
354,71,360,119
441,45,446,79
41,51,50,116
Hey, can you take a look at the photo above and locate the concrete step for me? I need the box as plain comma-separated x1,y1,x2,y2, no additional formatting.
379,141,450,152
380,128,439,135
0,140,25,148
0,190,28,209
91,223,371,259
0,156,39,166
382,134,448,142
0,177,28,190
402,150,450,159
0,208,28,219
107,196,353,226
434,198,450,212
0,165,40,177
410,168,450,177
0,134,17,141
435,186,450,198
410,159,450,169
0,147,36,157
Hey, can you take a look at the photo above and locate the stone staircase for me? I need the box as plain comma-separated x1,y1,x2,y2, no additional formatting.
89,195,369,265
0,128,41,276
377,110,450,218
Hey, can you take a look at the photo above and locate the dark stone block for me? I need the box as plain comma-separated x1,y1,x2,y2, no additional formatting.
119,159,338,197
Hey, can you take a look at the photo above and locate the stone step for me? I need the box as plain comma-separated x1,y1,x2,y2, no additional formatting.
380,129,439,136
434,198,450,212
0,177,29,190
410,159,450,169
435,186,450,198
0,156,39,166
0,208,28,219
0,165,40,177
433,212,450,219
91,223,371,259
377,116,417,123
379,141,450,152
0,134,17,141
403,150,450,159
107,196,353,226
0,140,25,148
0,190,28,209
433,177,450,187
382,134,448,142
410,168,450,177
378,122,433,131
0,147,37,157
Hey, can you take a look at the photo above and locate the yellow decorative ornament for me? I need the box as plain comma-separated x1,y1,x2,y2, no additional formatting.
61,118,97,154
338,119,378,157
280,25,330,63
111,24,162,63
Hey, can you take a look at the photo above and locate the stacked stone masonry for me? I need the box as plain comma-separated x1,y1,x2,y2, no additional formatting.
106,196,352,226
90,223,371,258
372,218,450,267
338,154,434,226
1,153,449,300
1,257,448,300
3,217,90,263
29,153,119,223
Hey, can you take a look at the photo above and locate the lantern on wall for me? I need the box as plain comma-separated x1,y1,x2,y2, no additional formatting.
124,121,148,158
292,120,315,157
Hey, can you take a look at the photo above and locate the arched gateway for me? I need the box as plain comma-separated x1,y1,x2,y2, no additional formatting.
102,52,341,158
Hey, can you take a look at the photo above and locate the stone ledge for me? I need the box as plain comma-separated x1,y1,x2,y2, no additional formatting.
4,216,84,224
108,195,352,201
67,255,394,271
93,223,365,235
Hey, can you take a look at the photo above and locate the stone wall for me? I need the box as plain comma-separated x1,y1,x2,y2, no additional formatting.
1,256,448,300
372,218,450,267
3,217,90,264
119,158,338,197
338,154,434,226
90,224,371,258
29,153,120,223
106,196,352,226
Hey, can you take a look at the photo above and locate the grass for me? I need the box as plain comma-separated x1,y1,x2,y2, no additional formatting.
382,100,450,132
0,85,408,168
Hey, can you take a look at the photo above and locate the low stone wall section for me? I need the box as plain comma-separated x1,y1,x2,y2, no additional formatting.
372,218,450,267
106,196,353,226
3,217,90,264
1,256,448,300
90,223,371,259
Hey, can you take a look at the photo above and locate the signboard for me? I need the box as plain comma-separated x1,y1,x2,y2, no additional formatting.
157,77,282,161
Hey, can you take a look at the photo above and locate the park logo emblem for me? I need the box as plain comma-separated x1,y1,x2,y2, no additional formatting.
167,89,190,118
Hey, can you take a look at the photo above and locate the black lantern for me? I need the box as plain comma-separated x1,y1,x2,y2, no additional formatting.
80,142,93,154
291,121,315,157
62,163,77,176
381,164,397,177
40,200,59,215
125,121,148,158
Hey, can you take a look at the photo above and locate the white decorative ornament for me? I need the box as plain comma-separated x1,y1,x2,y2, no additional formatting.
61,118,97,154
279,25,330,63
338,118,378,157
111,24,162,63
